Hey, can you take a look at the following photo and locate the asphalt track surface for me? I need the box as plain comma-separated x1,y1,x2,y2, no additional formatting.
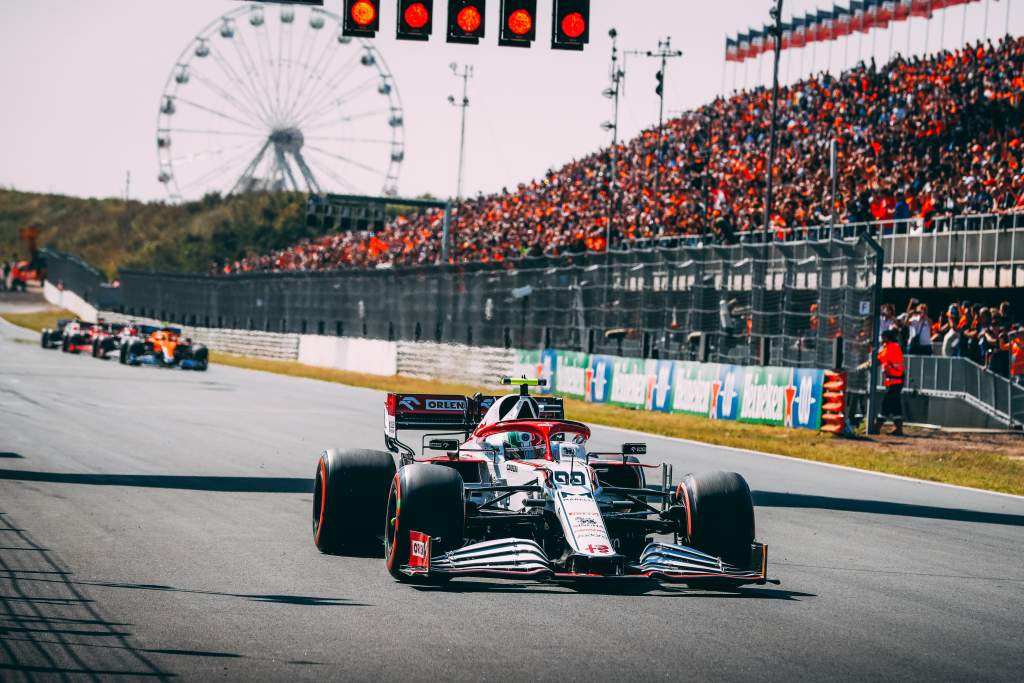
1,317,1023,682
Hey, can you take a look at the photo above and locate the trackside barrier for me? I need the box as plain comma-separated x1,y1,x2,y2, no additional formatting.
821,371,848,434
44,281,98,323
518,349,826,431
97,310,828,429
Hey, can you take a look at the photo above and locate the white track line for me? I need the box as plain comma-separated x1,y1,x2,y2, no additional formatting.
594,423,1024,502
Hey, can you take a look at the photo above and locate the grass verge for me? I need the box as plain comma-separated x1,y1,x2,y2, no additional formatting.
211,352,1024,496
1,309,71,333
4,309,1021,495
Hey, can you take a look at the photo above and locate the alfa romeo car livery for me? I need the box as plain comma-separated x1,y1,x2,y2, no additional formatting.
312,377,771,588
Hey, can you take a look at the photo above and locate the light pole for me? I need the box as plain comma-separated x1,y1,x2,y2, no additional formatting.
601,28,624,251
638,37,682,231
448,63,473,201
762,0,784,240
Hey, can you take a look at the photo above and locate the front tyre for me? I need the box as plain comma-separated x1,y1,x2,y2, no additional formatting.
40,330,50,348
313,449,396,554
384,464,465,582
676,471,755,568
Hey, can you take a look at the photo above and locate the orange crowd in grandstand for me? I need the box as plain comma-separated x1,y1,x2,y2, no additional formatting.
221,35,1024,274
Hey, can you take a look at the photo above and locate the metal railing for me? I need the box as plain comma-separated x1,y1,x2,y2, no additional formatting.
904,355,1024,428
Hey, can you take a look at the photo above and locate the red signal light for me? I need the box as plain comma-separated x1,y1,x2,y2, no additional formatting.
561,11,585,39
456,6,482,33
404,2,429,28
507,9,533,36
350,0,377,27
447,1,485,44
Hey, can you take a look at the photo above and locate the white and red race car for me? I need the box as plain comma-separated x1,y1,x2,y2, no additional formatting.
313,377,771,588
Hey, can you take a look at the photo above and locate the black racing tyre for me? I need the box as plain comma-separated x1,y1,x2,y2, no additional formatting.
61,335,69,352
119,343,128,364
40,330,49,348
313,449,396,555
384,464,464,582
676,471,755,568
91,340,99,358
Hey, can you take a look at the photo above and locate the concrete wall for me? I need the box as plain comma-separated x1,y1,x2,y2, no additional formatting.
298,336,397,376
396,341,517,386
44,281,98,323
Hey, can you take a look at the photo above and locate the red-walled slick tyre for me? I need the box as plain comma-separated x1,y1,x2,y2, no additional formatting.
312,448,395,554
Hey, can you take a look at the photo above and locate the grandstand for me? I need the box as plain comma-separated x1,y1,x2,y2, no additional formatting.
221,34,1024,274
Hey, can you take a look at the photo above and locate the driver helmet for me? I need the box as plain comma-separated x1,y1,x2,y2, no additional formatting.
486,430,538,460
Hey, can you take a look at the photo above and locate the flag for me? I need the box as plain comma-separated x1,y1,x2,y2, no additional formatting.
817,8,835,41
780,20,793,50
726,36,739,62
874,0,893,28
737,31,750,61
749,27,764,57
833,4,852,37
910,0,934,17
802,13,819,45
791,15,807,48
850,1,872,33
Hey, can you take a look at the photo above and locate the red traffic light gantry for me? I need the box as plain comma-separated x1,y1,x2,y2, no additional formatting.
499,0,537,47
343,0,380,37
397,0,432,40
552,0,589,50
447,1,485,44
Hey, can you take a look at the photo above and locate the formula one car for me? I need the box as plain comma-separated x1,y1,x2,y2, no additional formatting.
119,324,209,370
58,320,97,354
313,378,770,588
40,319,73,349
90,322,128,359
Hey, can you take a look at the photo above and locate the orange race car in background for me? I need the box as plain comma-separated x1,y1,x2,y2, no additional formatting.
119,324,209,371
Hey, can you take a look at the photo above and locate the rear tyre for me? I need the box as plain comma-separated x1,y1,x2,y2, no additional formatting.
676,471,755,568
384,464,464,582
119,344,128,364
61,336,69,352
313,449,396,555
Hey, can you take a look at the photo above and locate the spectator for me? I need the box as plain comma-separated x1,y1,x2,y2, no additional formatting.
907,302,933,355
218,36,1024,274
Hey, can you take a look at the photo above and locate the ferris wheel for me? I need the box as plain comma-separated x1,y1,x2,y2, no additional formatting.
157,2,405,202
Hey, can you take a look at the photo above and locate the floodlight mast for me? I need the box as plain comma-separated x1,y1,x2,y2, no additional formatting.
762,0,784,237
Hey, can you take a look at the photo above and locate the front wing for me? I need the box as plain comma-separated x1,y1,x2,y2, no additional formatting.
401,535,769,586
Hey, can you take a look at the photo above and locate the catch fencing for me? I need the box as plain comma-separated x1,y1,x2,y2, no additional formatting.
118,234,883,391
39,248,120,308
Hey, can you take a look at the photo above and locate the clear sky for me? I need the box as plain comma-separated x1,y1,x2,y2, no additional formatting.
0,0,1016,203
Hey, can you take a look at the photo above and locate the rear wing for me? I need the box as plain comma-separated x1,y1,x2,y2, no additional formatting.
384,393,566,439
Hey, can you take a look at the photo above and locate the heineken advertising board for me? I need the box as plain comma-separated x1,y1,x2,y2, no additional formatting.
510,349,824,431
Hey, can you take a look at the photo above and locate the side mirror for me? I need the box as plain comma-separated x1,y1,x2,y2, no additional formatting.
427,438,460,451
622,443,646,456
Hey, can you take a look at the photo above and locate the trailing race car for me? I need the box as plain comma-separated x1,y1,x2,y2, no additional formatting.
58,320,97,354
90,322,128,359
119,324,209,370
313,377,771,588
40,319,73,349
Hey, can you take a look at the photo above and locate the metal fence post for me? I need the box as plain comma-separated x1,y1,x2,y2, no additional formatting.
862,233,884,434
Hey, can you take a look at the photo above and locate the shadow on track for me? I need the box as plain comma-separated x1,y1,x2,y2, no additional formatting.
412,581,814,600
752,491,1024,527
7,575,367,608
0,468,310,493
0,512,173,681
